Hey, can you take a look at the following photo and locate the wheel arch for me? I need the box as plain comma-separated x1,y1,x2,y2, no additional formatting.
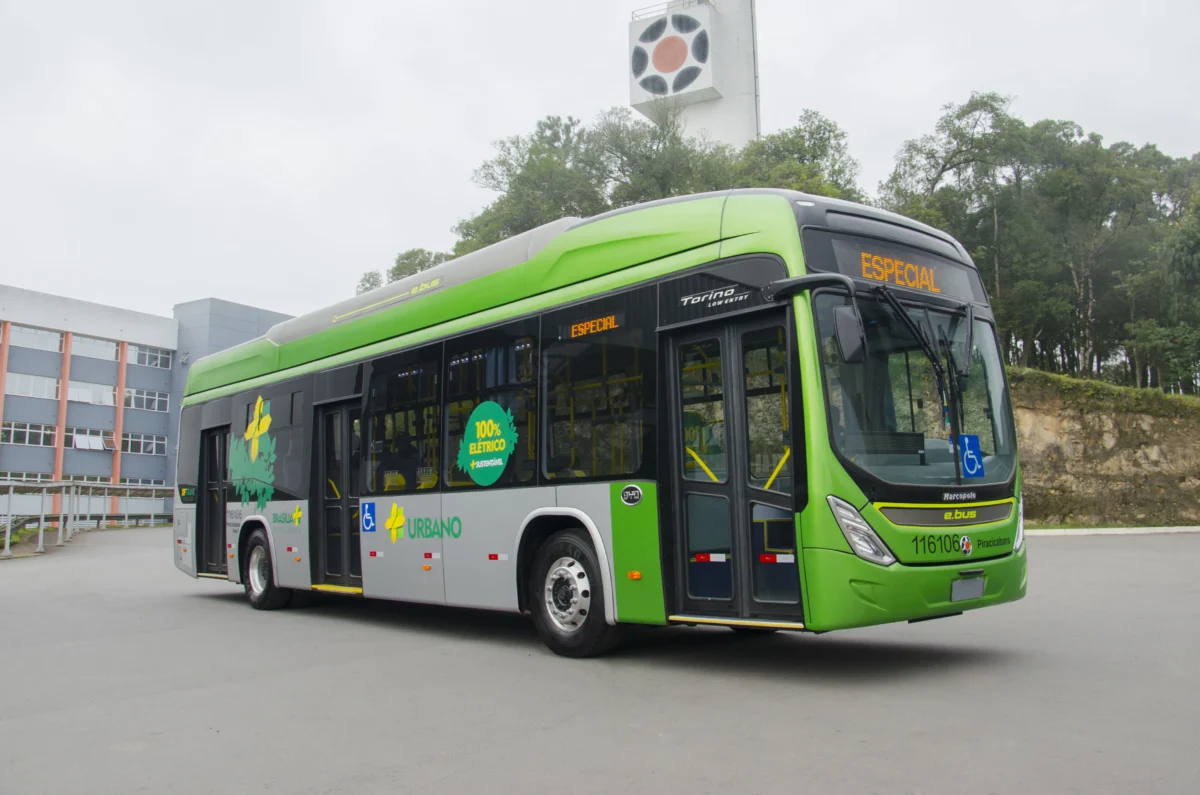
235,515,275,584
515,509,617,626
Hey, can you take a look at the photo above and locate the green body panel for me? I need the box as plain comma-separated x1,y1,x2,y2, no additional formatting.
717,193,805,270
609,482,667,625
802,543,1027,631
186,197,728,399
183,240,721,406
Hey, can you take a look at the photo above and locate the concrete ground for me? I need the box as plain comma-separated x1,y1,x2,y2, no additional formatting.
1,528,1196,795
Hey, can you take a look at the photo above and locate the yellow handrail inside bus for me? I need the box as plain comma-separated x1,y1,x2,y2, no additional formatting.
764,447,791,492
685,447,719,482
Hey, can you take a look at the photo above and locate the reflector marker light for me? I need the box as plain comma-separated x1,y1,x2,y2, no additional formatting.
487,553,509,561
628,571,642,580
758,553,796,564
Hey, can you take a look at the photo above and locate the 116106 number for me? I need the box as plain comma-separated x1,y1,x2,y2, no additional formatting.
911,534,963,555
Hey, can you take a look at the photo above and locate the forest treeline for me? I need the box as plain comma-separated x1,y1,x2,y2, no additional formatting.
356,94,1200,393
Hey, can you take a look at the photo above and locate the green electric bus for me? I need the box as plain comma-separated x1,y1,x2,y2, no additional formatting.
173,189,1026,657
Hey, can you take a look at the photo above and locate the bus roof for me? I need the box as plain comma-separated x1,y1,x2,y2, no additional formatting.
183,189,972,400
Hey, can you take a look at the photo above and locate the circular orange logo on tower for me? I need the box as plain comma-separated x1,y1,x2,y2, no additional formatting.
631,13,709,96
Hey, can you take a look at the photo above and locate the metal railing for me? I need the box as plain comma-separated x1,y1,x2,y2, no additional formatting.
632,0,712,21
0,481,175,558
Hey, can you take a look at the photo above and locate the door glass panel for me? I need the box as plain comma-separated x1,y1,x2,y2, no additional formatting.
751,503,800,604
685,493,733,600
678,339,726,482
324,413,343,500
348,409,362,579
349,410,362,499
324,507,342,577
743,326,792,494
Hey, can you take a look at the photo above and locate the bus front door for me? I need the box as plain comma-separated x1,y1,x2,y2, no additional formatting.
313,402,363,589
667,314,804,622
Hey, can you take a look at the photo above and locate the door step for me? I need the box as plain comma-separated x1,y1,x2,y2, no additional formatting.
196,572,228,580
668,615,806,631
311,584,364,595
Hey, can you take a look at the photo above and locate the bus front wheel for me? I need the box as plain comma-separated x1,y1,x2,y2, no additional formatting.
242,529,291,610
529,529,622,658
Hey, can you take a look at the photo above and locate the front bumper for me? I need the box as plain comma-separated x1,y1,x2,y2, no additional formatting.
803,543,1027,631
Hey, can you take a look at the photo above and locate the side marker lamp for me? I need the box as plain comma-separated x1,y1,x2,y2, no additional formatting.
1014,496,1025,551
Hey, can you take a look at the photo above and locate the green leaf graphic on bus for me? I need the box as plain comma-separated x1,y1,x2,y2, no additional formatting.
456,400,518,487
229,397,277,510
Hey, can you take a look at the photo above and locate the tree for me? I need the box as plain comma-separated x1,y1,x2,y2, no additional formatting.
355,270,383,295
452,115,610,256
736,110,861,199
389,248,452,281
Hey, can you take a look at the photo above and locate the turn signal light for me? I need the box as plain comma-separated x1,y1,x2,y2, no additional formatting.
294,556,301,562
422,564,432,571
628,571,642,580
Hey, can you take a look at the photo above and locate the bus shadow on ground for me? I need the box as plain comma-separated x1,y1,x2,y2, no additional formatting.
190,589,1019,682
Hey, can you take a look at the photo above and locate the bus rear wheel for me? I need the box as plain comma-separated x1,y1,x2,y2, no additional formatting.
530,529,622,658
242,529,291,610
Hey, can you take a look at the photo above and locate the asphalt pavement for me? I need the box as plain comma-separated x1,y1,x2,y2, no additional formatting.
1,527,1197,795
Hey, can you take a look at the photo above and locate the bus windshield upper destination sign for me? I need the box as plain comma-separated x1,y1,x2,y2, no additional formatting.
804,230,986,303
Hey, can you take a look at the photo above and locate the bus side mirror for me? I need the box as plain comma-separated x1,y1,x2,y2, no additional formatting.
833,305,867,364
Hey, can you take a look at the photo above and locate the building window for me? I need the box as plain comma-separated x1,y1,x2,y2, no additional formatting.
132,345,172,369
68,380,117,406
9,325,63,352
65,427,117,451
119,477,166,486
122,432,167,456
67,474,108,483
1,421,58,447
4,373,61,400
123,388,169,412
73,335,119,361
0,472,53,482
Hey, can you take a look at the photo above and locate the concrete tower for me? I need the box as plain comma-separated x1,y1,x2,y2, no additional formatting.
628,0,761,149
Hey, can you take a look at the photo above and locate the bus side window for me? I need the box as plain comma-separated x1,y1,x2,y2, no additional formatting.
444,318,539,489
540,287,657,482
365,347,442,494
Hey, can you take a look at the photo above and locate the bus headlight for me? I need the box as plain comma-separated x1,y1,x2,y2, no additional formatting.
827,496,896,566
1014,496,1025,551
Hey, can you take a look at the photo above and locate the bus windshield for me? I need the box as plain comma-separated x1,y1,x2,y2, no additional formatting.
813,291,1017,488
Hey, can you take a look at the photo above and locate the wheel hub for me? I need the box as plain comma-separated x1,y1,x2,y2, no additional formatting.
543,556,592,633
248,546,268,597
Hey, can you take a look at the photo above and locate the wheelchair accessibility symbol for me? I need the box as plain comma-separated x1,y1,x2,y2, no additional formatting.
361,501,377,533
958,435,985,479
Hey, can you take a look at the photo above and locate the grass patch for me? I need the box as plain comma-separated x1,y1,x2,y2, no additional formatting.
1007,367,1200,419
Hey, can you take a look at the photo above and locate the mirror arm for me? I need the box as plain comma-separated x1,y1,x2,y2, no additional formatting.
763,273,857,302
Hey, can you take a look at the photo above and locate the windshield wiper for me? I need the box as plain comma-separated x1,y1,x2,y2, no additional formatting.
937,323,966,483
873,284,947,398
874,285,964,482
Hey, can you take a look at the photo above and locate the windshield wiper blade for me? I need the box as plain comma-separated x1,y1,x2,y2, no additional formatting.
873,285,945,384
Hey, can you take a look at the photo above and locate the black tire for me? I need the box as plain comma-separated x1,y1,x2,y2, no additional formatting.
241,529,291,610
529,528,623,658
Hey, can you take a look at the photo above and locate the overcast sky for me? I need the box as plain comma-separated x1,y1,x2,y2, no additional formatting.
2,0,1196,320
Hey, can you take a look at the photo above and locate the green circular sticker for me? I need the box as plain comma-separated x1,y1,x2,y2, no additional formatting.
456,400,519,487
